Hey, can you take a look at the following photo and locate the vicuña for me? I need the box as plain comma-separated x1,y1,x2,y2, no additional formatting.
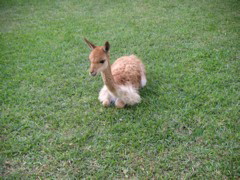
84,38,147,108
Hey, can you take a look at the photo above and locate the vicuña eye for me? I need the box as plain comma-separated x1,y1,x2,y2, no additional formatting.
100,60,105,64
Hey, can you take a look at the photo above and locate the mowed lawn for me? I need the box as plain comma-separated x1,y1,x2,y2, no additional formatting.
1,0,239,178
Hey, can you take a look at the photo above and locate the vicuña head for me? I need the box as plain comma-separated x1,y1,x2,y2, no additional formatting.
84,38,147,108
84,38,110,76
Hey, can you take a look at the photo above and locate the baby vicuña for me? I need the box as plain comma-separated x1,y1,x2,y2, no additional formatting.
84,38,147,108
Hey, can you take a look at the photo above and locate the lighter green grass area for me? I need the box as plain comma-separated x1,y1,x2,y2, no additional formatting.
0,0,239,179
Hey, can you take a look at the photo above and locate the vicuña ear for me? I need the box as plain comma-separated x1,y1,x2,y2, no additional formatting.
84,38,96,50
103,41,110,52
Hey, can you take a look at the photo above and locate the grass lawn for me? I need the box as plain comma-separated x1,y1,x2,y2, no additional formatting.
1,0,239,178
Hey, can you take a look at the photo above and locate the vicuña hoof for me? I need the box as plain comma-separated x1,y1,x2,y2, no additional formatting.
102,100,110,107
115,99,125,108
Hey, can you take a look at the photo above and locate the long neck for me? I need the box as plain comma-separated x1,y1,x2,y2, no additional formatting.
101,61,117,95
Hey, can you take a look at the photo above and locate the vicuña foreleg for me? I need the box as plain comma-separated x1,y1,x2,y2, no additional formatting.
115,98,125,108
98,86,111,107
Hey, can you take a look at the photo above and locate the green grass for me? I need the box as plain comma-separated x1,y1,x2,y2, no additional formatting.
1,0,239,178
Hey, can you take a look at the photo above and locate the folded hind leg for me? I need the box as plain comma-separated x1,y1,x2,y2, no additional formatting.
98,86,111,107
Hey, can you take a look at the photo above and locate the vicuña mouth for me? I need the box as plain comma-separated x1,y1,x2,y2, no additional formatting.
90,72,97,76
